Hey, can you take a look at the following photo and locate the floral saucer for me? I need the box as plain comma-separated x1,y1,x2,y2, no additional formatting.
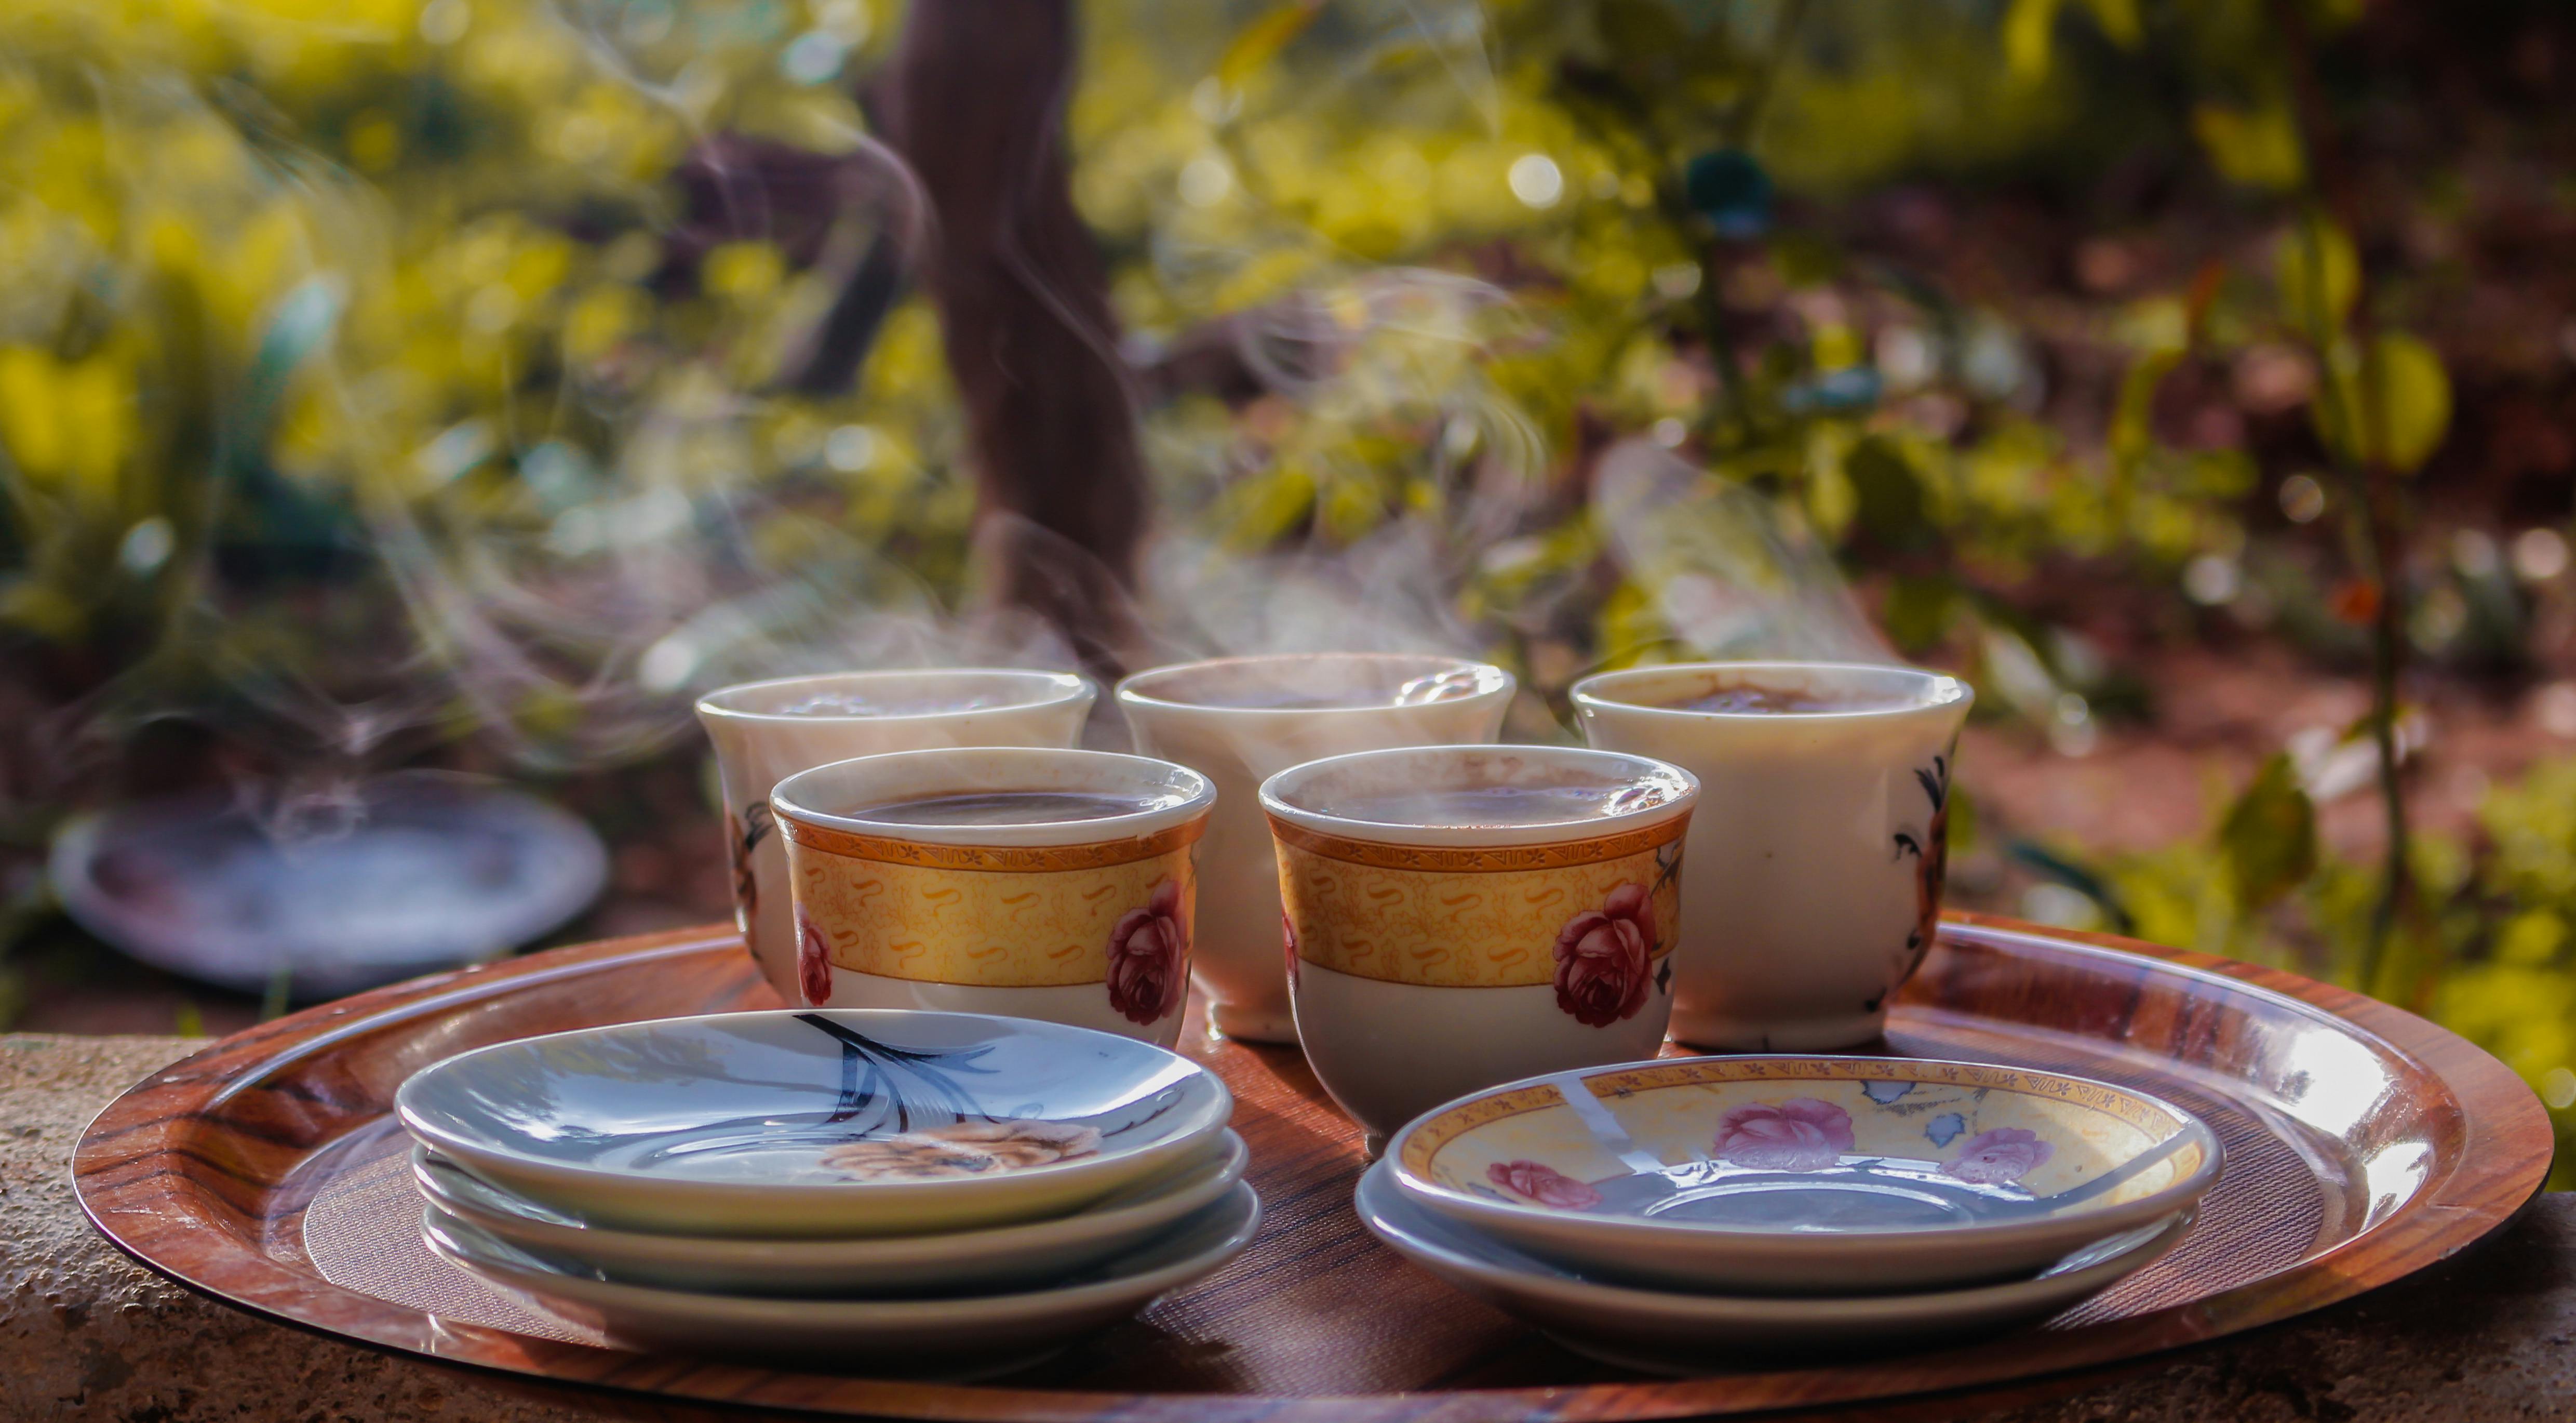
396,1009,1232,1236
426,1182,1259,1373
1358,1160,2186,1372
410,1132,1247,1297
1386,1055,2219,1295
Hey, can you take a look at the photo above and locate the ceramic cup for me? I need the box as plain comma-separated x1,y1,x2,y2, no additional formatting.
771,747,1216,1046
1570,661,1974,1052
1260,744,1698,1151
1116,653,1514,1044
696,670,1093,1005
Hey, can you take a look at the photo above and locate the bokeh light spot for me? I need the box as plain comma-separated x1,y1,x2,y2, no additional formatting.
2512,527,2569,582
1508,153,1563,209
2279,473,2327,523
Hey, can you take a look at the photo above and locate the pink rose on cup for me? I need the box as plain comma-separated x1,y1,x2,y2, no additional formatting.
795,906,833,1007
1487,1160,1603,1210
1712,1098,1856,1171
1281,910,1300,989
1552,882,1656,1027
1107,879,1189,1026
1946,1127,2053,1186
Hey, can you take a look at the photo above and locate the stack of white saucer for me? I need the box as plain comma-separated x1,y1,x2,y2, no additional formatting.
1360,1055,2223,1374
395,1009,1256,1374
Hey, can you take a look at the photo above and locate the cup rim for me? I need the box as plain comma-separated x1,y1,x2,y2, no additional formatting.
1258,743,1698,849
695,668,1094,726
1569,660,1973,723
771,746,1216,848
1115,652,1514,719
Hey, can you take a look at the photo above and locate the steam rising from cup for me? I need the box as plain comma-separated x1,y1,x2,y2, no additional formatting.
4,1,1897,863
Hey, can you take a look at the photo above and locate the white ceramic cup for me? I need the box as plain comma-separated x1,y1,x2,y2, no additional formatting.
1260,744,1697,1151
1116,653,1513,1043
1570,661,1974,1051
771,747,1216,1047
696,670,1093,1005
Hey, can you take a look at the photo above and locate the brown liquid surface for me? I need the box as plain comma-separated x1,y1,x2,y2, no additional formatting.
1307,781,1672,828
1657,685,1913,714
846,790,1182,826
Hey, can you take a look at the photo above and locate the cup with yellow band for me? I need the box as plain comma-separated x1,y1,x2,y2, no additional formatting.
1260,744,1699,1151
771,747,1215,1047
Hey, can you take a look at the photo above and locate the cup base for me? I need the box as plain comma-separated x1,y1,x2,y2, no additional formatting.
1207,1002,1300,1045
1668,1006,1889,1052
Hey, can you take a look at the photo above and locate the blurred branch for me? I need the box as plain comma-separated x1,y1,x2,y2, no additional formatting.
664,135,907,394
2264,0,2420,1000
872,0,1148,677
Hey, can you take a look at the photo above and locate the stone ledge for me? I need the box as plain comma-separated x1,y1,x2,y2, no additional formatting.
6,1032,2567,1421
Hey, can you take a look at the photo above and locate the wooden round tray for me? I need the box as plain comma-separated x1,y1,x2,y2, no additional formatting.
75,913,2550,1421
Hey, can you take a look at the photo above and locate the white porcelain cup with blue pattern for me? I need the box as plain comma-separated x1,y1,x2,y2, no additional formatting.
1572,661,1973,1050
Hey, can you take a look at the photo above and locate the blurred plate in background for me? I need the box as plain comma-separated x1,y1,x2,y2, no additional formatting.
49,772,607,1000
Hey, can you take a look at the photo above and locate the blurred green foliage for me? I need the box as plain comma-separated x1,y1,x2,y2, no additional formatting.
2052,755,2576,1187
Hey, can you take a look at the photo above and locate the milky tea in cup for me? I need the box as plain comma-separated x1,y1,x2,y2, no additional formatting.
696,670,1093,1006
772,747,1215,1047
1262,744,1697,1150
1571,661,1973,1052
1118,654,1512,1044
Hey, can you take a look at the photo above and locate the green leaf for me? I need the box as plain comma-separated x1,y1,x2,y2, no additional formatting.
2076,0,2142,46
2004,839,2135,934
2315,332,2452,474
1769,231,1843,287
2003,0,2063,81
2496,910,2568,968
1844,438,1931,551
2193,101,2305,191
2110,348,2183,463
1316,474,1386,544
1597,0,1693,57
2275,217,2359,337
1882,574,1956,653
2219,753,2318,910
1219,463,1317,548
1946,784,1980,857
1215,2,1322,88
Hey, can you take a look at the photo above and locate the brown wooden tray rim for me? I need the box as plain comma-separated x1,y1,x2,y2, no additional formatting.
72,912,2553,1422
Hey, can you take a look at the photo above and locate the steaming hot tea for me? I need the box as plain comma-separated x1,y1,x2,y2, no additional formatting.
1305,780,1674,829
774,689,1020,717
1653,684,1928,714
843,789,1188,827
1152,667,1487,711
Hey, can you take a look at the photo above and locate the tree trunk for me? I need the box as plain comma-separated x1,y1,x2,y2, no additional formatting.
873,0,1147,677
